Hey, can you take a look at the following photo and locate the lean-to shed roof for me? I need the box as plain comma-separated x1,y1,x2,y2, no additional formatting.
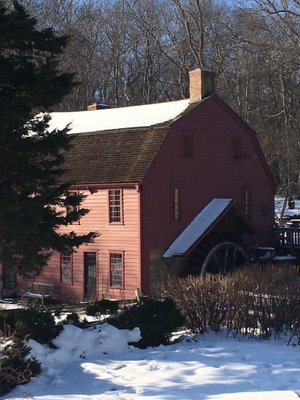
163,198,256,257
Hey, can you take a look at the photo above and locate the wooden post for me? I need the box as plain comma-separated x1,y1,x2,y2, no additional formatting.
135,288,141,302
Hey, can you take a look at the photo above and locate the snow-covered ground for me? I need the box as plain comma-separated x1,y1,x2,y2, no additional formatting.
3,197,300,399
3,322,300,400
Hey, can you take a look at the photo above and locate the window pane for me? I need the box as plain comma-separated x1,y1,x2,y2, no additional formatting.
110,252,123,286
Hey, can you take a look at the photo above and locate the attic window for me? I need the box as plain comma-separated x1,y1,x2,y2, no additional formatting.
171,186,181,221
109,189,123,223
182,133,193,158
232,136,242,161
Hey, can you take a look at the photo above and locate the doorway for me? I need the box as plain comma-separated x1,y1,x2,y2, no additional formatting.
84,252,97,300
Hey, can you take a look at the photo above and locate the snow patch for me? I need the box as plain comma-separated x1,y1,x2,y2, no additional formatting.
49,99,191,134
163,198,232,257
6,325,300,400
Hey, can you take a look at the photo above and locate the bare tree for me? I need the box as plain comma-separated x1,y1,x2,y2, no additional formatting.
17,0,300,211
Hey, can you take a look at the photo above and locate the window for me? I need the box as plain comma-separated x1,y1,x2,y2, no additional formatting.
60,250,72,283
110,252,123,286
109,189,123,223
262,204,272,216
242,188,251,217
66,191,80,224
232,136,242,161
182,133,193,158
171,186,181,221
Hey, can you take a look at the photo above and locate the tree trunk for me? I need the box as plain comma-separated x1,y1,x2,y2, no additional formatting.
279,194,289,226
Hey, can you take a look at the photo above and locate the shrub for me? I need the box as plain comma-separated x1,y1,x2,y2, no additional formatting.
160,274,229,334
0,308,62,344
86,299,118,317
108,298,185,348
0,335,41,395
227,265,300,338
159,264,300,339
63,311,90,328
64,312,81,326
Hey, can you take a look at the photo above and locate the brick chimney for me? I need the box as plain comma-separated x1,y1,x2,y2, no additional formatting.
189,68,215,102
87,102,111,111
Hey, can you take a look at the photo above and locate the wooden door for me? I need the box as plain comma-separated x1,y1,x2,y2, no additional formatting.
84,252,97,300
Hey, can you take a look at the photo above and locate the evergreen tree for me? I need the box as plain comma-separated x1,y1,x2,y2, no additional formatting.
0,0,97,294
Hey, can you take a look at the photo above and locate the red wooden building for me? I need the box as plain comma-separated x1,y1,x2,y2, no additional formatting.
17,68,275,301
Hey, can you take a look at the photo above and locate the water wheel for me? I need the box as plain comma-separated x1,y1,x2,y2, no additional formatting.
184,232,249,276
200,241,249,275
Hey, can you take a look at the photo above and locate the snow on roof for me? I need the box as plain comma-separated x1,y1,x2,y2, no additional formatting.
49,99,191,134
163,198,233,257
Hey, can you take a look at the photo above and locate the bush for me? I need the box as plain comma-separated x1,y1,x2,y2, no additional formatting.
159,264,300,339
86,299,119,317
160,274,229,334
63,312,89,328
0,335,41,395
0,308,62,344
108,298,185,348
64,312,81,326
227,265,300,338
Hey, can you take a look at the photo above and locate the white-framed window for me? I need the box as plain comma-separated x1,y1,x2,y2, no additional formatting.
109,189,123,223
60,250,72,284
110,252,123,286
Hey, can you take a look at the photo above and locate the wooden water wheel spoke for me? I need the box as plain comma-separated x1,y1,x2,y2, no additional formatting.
200,241,249,275
213,252,222,270
232,247,238,266
223,245,229,273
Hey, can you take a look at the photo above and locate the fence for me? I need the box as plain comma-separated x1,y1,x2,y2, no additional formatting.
274,227,300,254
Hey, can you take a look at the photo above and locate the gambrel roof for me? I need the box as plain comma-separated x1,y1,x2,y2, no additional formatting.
53,98,199,185
63,126,169,185
52,92,274,188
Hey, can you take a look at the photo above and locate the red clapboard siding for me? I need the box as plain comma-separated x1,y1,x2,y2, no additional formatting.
140,96,274,294
29,187,141,301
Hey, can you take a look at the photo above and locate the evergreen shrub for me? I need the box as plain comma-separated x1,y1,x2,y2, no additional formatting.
0,309,62,344
86,299,119,317
108,298,185,348
0,336,41,395
64,312,84,327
